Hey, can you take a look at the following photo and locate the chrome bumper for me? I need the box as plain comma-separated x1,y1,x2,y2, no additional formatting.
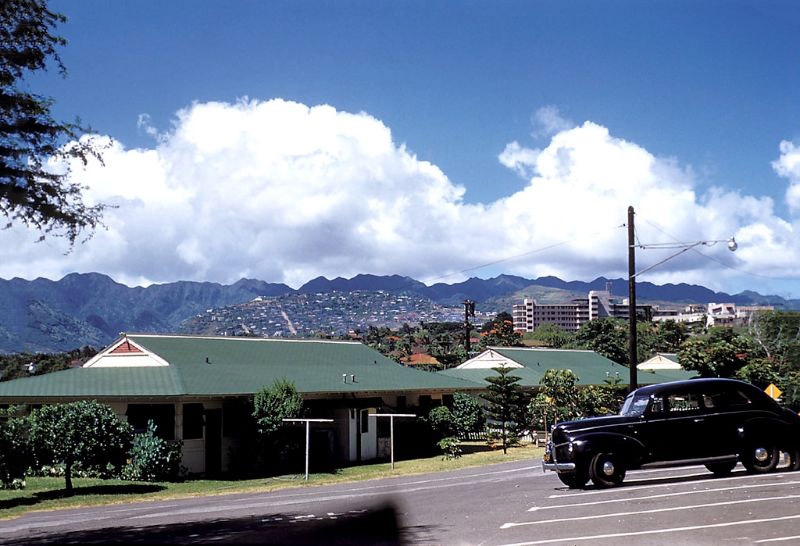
543,441,576,473
542,461,576,472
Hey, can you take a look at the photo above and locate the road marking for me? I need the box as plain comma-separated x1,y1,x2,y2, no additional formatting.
756,535,800,543
530,479,800,511
505,493,800,528
549,471,790,498
499,513,800,546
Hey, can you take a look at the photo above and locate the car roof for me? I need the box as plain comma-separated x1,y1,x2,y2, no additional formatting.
632,377,757,396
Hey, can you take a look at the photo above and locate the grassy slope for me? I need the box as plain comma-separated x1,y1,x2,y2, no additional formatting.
0,443,543,520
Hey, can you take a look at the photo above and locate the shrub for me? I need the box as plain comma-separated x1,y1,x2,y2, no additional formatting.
0,408,30,489
428,406,456,440
452,393,485,438
252,379,304,473
437,437,462,460
122,421,183,482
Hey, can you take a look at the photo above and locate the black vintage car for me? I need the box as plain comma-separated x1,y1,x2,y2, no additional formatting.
543,378,800,488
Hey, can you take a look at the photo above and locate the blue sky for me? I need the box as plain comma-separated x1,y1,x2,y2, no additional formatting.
7,0,800,297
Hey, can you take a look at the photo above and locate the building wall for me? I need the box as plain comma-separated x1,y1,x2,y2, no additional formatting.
514,291,651,333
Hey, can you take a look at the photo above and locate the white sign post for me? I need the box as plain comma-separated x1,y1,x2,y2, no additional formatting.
282,418,333,480
368,413,416,469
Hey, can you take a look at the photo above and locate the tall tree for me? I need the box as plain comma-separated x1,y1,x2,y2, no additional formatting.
1,0,106,243
482,366,526,454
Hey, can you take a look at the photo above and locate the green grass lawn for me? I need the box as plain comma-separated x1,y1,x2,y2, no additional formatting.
0,443,543,520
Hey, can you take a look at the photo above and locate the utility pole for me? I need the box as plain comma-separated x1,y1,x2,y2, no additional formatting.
627,206,638,392
625,206,737,392
463,300,475,354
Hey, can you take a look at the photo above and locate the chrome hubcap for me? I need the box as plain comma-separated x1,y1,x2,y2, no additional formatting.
755,447,769,462
602,461,615,476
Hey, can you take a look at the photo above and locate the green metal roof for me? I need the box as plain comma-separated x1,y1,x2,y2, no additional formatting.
438,347,695,387
0,335,482,399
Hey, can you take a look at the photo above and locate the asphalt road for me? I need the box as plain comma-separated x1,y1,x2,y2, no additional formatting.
2,457,800,545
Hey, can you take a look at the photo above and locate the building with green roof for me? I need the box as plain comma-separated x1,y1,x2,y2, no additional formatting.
0,334,482,474
438,347,695,388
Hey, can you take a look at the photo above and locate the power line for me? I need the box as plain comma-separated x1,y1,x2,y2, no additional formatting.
423,224,626,284
641,218,798,282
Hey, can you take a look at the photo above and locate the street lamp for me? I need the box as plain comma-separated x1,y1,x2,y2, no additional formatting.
626,206,737,391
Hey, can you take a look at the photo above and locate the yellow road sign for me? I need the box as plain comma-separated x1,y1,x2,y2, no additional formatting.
765,383,783,400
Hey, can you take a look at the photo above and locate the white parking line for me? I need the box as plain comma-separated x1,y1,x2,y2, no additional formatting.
756,535,800,543
549,471,790,498
530,479,800,511
499,513,800,546
504,493,800,528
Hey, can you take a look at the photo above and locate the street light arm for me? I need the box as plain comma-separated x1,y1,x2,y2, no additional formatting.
630,242,702,279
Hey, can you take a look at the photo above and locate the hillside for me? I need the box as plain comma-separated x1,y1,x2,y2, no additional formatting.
1,272,797,353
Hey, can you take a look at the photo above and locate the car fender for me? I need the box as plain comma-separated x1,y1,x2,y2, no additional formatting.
738,417,796,451
570,432,647,468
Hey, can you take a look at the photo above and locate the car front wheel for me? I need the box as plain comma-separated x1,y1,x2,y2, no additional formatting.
742,443,779,474
557,468,589,489
589,452,625,488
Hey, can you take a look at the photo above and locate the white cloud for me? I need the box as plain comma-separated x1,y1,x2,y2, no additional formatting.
1,98,798,296
532,105,574,137
773,140,800,213
498,141,540,179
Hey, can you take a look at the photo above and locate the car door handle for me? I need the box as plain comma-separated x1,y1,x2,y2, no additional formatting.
693,418,704,423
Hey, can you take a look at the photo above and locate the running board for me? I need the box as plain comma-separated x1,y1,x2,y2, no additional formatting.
641,455,738,469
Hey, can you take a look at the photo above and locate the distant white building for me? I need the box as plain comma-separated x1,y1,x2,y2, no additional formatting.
705,303,774,327
512,290,651,333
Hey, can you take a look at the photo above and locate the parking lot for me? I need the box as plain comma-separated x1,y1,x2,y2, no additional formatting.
500,459,800,545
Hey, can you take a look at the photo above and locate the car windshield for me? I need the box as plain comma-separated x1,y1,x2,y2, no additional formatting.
620,394,650,416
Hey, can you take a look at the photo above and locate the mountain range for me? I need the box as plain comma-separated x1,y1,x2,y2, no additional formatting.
1,272,796,353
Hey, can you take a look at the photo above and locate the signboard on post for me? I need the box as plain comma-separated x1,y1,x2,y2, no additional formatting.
765,384,783,400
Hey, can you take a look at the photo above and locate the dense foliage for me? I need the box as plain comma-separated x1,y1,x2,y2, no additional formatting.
251,379,305,471
451,392,485,438
122,420,183,482
29,400,132,493
0,406,30,489
0,0,107,243
529,369,625,431
0,346,97,382
478,312,523,350
364,322,471,370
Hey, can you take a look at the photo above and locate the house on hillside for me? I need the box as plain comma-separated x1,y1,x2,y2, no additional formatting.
438,347,695,387
0,334,482,474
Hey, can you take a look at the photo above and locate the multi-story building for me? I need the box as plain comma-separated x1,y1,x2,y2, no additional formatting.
512,290,651,333
706,303,774,327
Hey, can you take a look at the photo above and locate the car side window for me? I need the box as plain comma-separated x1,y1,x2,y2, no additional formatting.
666,392,701,414
649,395,665,415
703,388,753,410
